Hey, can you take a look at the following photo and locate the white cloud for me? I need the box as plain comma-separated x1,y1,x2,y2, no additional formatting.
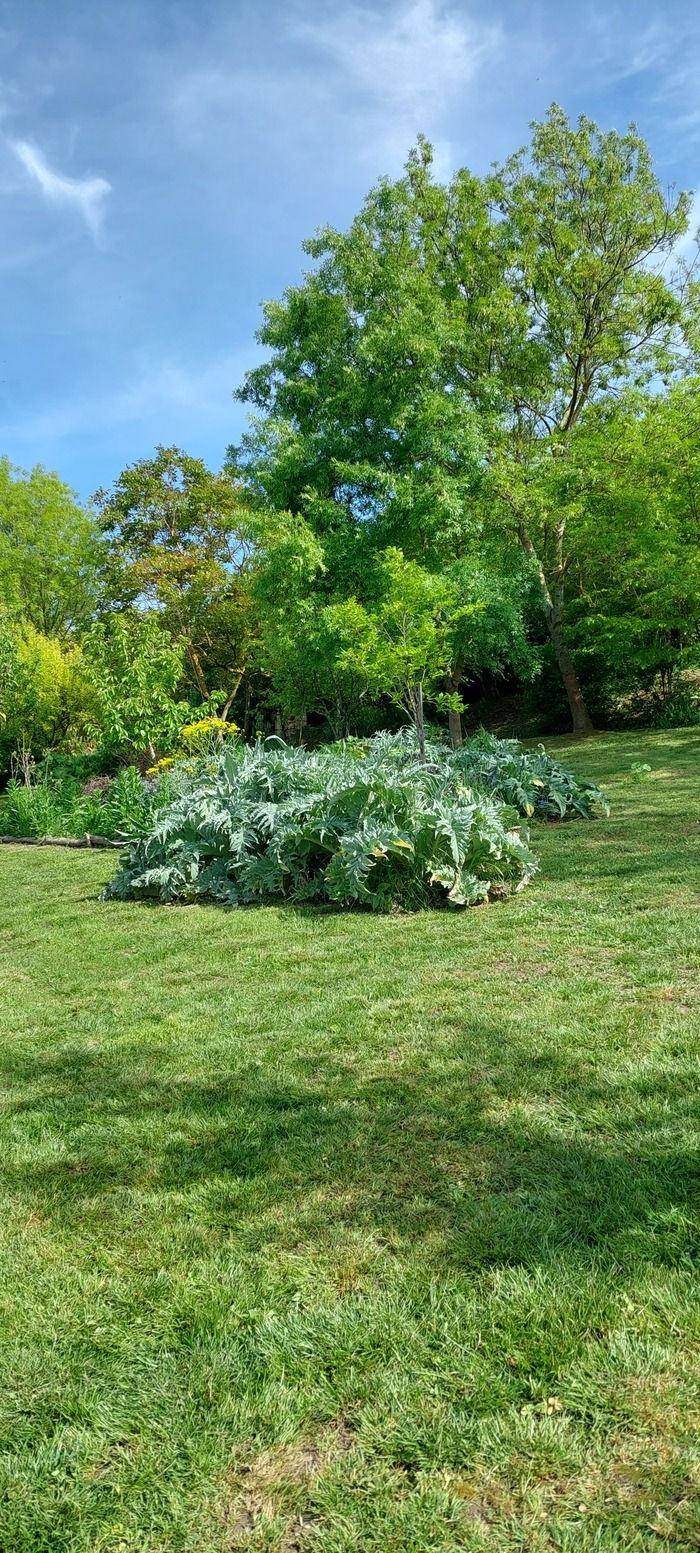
581,12,674,88
293,0,501,174
659,47,700,140
10,138,110,237
295,0,500,115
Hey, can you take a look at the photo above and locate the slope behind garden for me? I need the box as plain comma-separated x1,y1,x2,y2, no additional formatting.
0,729,698,1552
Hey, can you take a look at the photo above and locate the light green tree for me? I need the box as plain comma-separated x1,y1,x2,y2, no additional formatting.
0,613,93,774
84,614,189,762
328,549,469,757
0,459,102,637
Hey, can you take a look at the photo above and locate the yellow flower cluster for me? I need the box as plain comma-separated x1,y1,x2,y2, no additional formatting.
145,756,176,777
146,718,240,775
180,716,239,747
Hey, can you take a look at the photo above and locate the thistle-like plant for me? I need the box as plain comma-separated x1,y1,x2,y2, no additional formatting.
103,729,605,911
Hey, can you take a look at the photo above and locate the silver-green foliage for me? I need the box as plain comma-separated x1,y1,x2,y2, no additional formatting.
104,733,546,910
453,732,610,819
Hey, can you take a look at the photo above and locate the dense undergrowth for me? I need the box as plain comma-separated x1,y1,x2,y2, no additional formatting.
1,765,167,841
104,730,607,911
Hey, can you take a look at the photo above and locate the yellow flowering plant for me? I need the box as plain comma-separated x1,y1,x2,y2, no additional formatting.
145,756,176,777
178,717,239,755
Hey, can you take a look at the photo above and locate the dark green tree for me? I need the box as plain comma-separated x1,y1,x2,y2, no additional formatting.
560,383,700,715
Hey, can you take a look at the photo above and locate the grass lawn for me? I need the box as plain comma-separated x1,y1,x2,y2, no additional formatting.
0,729,698,1552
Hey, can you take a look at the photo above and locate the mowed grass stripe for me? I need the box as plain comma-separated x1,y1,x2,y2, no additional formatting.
0,729,698,1551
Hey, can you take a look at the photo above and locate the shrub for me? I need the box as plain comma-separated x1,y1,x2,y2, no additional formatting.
104,733,553,911
0,615,93,776
178,717,240,754
649,687,700,729
83,614,189,760
333,730,608,820
607,682,700,730
39,750,116,786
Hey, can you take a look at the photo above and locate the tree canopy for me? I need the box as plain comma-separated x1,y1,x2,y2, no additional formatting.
233,106,693,734
0,459,101,638
96,447,255,716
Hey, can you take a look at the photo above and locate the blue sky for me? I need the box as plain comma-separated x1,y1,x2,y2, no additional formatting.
1,0,699,501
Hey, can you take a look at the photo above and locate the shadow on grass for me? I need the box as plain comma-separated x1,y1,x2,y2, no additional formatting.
3,1032,698,1273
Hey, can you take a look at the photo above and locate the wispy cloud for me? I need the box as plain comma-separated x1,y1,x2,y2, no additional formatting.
169,0,501,181
580,12,674,90
295,0,500,115
295,0,500,171
0,348,256,456
10,138,110,237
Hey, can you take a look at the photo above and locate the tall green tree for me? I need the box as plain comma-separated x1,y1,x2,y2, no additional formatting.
483,108,689,731
233,164,489,577
235,107,690,734
0,459,101,638
560,383,700,711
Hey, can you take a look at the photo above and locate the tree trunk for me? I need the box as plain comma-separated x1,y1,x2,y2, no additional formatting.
187,642,209,702
284,711,307,745
518,521,594,737
243,680,253,740
448,708,463,748
547,616,595,736
221,670,244,723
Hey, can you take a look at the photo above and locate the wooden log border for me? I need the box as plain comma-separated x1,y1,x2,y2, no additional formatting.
0,834,122,850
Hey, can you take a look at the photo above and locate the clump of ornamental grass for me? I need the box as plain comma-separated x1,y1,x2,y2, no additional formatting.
103,728,606,912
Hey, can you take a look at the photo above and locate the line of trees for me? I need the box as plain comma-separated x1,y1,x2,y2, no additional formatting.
2,106,699,776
